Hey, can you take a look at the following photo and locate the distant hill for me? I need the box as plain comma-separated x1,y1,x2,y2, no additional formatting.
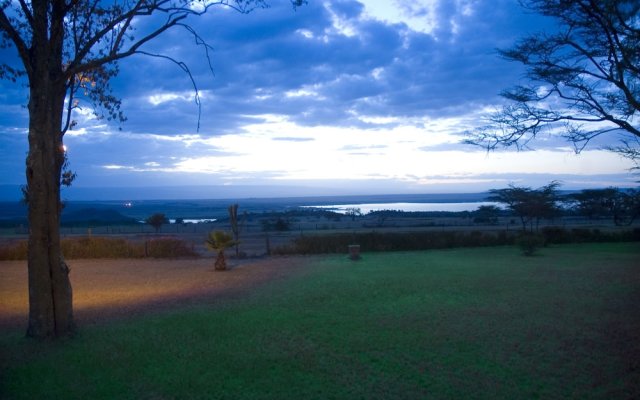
61,208,139,226
0,203,139,227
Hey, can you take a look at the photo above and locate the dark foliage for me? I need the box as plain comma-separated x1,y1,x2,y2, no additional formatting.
515,234,546,256
273,228,640,255
0,236,197,260
261,217,292,232
273,230,515,255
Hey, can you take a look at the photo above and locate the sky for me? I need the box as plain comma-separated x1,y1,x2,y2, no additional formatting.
0,0,638,200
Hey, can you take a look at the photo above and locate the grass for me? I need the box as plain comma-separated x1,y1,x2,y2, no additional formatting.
1,242,639,399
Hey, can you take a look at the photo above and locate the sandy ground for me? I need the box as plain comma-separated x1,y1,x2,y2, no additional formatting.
0,256,318,330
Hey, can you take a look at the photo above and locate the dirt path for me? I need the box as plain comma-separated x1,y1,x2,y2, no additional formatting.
0,256,321,330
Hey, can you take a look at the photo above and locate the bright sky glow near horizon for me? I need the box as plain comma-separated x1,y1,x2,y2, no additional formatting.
0,0,638,200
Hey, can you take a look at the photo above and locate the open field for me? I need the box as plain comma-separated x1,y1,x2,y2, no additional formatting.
1,243,639,399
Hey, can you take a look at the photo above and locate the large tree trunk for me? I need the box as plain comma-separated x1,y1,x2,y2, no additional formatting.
25,65,74,339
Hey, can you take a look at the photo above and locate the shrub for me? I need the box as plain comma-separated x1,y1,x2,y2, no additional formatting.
0,236,198,260
273,230,517,255
145,237,198,258
261,217,291,232
541,226,571,244
516,234,546,256
0,240,28,260
62,236,143,259
205,231,237,271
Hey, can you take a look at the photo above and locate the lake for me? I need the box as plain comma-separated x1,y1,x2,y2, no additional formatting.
304,201,500,214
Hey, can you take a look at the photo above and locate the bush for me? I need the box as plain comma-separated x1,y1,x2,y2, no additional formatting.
273,230,517,255
516,234,546,256
541,226,571,244
144,237,198,258
0,236,198,260
0,240,28,260
62,237,143,259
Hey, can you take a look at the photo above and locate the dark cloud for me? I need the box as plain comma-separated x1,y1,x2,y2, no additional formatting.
2,0,627,194
83,0,542,135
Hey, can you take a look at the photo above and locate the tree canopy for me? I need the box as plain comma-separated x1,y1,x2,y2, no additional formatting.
467,0,640,168
489,181,561,232
146,212,168,233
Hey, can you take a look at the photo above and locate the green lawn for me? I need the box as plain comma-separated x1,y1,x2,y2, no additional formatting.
1,243,639,399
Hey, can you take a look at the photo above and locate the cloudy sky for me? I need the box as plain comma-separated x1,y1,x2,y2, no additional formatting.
0,0,637,200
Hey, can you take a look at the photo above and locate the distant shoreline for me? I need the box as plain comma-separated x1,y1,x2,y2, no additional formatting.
1,192,493,222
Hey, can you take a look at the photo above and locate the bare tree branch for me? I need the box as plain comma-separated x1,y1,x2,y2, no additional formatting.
135,50,204,131
467,0,640,166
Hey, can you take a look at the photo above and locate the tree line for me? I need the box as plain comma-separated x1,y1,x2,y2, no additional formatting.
480,182,640,231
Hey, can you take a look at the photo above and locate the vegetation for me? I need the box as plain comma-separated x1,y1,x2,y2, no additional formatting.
566,188,640,225
146,213,169,234
0,236,197,260
205,231,237,271
228,204,245,258
261,217,292,232
272,227,639,255
275,231,511,255
345,207,363,221
467,0,640,167
1,243,638,398
473,205,501,225
488,182,561,232
484,183,640,230
515,234,546,256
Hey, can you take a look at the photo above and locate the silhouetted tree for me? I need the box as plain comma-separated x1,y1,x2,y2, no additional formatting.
473,205,501,225
345,207,362,221
467,0,640,168
0,0,305,339
568,187,640,225
146,213,168,234
489,182,561,232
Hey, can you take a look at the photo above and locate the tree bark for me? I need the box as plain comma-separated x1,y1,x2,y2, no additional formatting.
24,42,75,339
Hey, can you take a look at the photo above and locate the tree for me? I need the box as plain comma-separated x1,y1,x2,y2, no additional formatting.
567,188,619,219
489,182,561,232
146,213,168,234
0,0,305,339
228,204,244,257
568,187,640,225
344,207,362,222
466,0,640,167
205,230,237,271
473,205,501,225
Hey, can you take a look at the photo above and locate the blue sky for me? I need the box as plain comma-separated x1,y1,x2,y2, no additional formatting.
1,0,638,200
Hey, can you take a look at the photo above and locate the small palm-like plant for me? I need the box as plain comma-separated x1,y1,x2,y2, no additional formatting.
205,231,237,271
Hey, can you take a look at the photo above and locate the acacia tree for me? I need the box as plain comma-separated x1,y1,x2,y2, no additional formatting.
344,207,362,222
568,187,640,225
467,0,640,167
489,182,561,232
146,213,168,234
0,0,304,339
